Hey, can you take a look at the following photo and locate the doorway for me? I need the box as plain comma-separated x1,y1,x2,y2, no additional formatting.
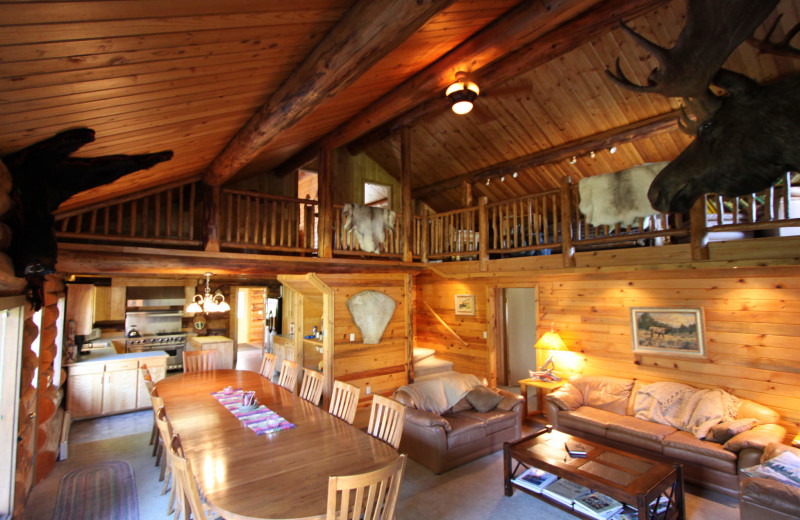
502,288,538,387
236,287,267,348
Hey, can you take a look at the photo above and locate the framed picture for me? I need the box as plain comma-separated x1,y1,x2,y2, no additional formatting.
454,294,475,316
630,307,706,358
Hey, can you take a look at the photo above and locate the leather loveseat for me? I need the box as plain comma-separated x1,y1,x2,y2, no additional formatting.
544,375,786,495
394,382,523,474
739,442,800,520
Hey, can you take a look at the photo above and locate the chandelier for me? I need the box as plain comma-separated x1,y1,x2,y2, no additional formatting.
186,272,230,313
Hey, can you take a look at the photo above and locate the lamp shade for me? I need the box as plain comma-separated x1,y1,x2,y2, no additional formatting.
534,331,566,351
446,72,479,115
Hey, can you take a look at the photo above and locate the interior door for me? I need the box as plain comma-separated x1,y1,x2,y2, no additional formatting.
504,287,538,385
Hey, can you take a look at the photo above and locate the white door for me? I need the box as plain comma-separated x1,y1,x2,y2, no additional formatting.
0,297,26,517
504,288,538,384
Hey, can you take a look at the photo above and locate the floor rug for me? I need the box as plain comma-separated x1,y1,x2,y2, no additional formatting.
52,459,139,520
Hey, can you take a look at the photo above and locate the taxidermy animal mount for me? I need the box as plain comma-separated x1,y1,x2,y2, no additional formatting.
346,290,396,344
607,0,800,214
0,128,173,309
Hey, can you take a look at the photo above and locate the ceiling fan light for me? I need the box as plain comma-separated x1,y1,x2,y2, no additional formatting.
451,100,474,114
446,72,479,115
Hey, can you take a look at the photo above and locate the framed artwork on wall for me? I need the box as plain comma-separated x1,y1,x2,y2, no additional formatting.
630,307,707,358
454,294,475,316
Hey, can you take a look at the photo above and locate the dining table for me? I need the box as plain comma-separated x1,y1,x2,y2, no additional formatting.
156,369,399,520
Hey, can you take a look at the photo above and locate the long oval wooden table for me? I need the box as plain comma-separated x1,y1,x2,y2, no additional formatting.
156,370,398,520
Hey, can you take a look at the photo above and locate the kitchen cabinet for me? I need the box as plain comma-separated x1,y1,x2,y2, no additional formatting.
101,360,139,413
188,336,234,369
272,334,296,369
93,285,125,322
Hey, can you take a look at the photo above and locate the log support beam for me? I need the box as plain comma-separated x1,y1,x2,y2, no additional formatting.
401,126,413,263
203,184,220,252
318,147,333,259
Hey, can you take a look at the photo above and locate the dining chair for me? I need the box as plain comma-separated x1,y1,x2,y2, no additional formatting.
141,364,158,451
154,406,181,517
259,352,277,381
183,349,217,373
367,395,406,450
278,359,299,392
168,433,221,520
299,368,324,405
329,380,360,425
326,454,407,520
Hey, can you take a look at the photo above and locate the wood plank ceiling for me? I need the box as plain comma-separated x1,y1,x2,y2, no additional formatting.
1,0,799,214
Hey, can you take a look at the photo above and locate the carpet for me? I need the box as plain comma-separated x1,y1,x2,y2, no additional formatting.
52,459,139,520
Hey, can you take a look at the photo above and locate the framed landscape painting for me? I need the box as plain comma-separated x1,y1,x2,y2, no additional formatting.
454,294,475,316
630,307,707,358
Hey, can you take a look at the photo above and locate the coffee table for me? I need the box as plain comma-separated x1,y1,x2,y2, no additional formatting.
504,426,685,520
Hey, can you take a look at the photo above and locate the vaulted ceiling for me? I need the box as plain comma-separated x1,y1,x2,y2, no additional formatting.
1,0,799,214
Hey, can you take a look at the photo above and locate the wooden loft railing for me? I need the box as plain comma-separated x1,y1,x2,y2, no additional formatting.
54,174,799,266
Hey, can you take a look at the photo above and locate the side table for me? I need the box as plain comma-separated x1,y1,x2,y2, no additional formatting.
518,377,563,419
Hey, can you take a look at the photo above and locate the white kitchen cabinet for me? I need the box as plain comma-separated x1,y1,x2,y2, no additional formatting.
65,362,104,418
102,360,139,414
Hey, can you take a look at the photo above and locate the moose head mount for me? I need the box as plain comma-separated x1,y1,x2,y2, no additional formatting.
607,0,800,214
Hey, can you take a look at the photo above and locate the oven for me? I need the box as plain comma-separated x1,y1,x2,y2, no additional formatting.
125,310,186,372
126,334,187,372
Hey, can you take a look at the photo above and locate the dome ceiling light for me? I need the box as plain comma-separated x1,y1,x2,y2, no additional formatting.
445,71,479,115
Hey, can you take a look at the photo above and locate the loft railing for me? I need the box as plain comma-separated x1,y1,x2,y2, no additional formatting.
331,204,405,258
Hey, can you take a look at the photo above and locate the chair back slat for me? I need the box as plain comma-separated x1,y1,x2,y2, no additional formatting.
278,359,299,392
329,380,360,425
326,454,406,520
168,433,209,520
260,352,277,380
367,395,405,450
183,349,217,373
299,368,324,405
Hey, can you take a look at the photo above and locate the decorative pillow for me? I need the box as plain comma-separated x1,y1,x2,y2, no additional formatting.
465,386,504,413
449,397,473,413
724,424,786,453
741,449,800,487
706,418,759,443
496,393,519,411
545,383,583,411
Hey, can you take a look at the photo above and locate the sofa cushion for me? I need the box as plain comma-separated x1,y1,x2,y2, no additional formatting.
465,386,503,413
546,383,584,411
557,406,622,437
571,375,634,415
706,418,760,443
405,408,452,432
725,424,789,453
455,409,517,435
442,414,486,449
663,431,738,474
605,415,677,453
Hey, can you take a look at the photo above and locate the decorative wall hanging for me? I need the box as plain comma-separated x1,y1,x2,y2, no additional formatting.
631,307,706,358
454,294,475,316
346,290,396,344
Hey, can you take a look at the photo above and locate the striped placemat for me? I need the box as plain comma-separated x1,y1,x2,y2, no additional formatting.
212,389,296,436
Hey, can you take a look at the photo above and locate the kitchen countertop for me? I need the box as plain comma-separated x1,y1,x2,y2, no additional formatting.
64,346,168,366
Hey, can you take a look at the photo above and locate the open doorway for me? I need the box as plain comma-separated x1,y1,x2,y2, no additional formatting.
498,287,538,387
236,287,267,348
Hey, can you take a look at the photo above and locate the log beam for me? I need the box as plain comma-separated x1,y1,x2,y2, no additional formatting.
203,0,455,187
401,126,413,263
413,110,680,200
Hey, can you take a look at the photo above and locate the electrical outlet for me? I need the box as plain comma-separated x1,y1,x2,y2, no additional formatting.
350,333,355,341
483,331,487,338
366,383,371,395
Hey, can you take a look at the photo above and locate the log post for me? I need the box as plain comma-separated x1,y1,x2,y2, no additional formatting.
203,184,220,252
690,195,709,261
463,181,473,208
421,211,429,263
479,196,489,272
560,176,576,268
401,126,413,263
318,147,333,258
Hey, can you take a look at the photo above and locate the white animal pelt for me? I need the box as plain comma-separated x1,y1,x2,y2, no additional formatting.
342,203,397,254
578,162,669,227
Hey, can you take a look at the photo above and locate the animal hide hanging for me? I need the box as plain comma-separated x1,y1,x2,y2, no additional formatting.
346,290,397,344
578,162,669,227
342,203,397,254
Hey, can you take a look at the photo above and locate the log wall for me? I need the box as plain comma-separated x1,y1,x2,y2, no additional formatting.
415,242,800,442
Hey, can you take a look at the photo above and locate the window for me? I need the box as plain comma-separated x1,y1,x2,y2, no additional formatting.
364,182,390,209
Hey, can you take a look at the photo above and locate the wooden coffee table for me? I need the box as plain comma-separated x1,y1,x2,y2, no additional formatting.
504,426,685,520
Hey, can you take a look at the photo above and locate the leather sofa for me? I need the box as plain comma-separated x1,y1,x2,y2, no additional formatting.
394,386,523,474
544,375,786,496
739,442,800,520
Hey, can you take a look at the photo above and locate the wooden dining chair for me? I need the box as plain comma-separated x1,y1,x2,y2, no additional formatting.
299,368,324,405
326,454,406,520
183,349,217,373
367,395,406,450
259,352,277,381
150,394,164,461
168,433,221,520
154,406,180,517
329,380,360,425
278,359,299,392
141,364,159,451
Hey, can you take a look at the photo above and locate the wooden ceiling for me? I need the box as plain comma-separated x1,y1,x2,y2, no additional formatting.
1,0,799,214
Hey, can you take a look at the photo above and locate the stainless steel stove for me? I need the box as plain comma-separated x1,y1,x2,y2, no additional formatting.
124,310,187,372
126,333,187,372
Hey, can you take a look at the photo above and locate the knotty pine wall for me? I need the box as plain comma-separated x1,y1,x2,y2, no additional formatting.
333,150,401,210
318,273,411,403
415,261,800,440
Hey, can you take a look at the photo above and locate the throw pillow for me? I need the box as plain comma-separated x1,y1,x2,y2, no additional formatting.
706,418,759,443
724,423,785,452
741,450,800,487
496,393,519,411
450,397,473,413
545,383,583,411
465,386,504,413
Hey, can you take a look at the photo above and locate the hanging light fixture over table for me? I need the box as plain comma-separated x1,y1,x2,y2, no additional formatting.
186,272,230,313
446,71,480,115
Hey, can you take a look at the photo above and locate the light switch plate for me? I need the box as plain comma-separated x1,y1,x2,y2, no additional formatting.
483,331,487,338
350,333,355,341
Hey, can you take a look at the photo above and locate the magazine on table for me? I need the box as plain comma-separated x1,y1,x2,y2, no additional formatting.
609,505,639,520
573,491,624,519
511,467,558,493
541,478,591,506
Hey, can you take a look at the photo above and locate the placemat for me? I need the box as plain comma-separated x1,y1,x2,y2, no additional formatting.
212,389,296,435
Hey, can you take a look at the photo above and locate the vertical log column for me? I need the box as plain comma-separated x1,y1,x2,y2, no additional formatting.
690,195,709,261
560,176,576,268
14,304,39,519
401,126,413,263
318,147,333,258
478,196,489,272
203,184,221,252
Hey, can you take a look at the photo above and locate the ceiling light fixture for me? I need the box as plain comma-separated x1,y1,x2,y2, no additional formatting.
485,178,491,186
609,146,617,154
569,156,577,165
186,272,230,314
512,172,518,178
589,150,596,159
445,71,480,115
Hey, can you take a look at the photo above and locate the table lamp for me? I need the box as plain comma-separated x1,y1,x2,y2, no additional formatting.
530,330,567,381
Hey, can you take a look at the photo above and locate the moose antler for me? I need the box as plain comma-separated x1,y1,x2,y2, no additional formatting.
749,14,800,58
606,0,779,100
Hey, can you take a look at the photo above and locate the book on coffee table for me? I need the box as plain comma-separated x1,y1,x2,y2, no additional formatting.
573,491,624,519
511,467,558,493
541,478,591,506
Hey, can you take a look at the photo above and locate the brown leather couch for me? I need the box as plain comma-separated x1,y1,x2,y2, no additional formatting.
739,442,800,520
544,375,786,496
393,386,523,474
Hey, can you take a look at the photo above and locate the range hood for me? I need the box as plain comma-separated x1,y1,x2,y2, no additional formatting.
126,286,186,308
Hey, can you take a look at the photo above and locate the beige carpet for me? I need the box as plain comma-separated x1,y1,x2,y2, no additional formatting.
24,410,740,519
